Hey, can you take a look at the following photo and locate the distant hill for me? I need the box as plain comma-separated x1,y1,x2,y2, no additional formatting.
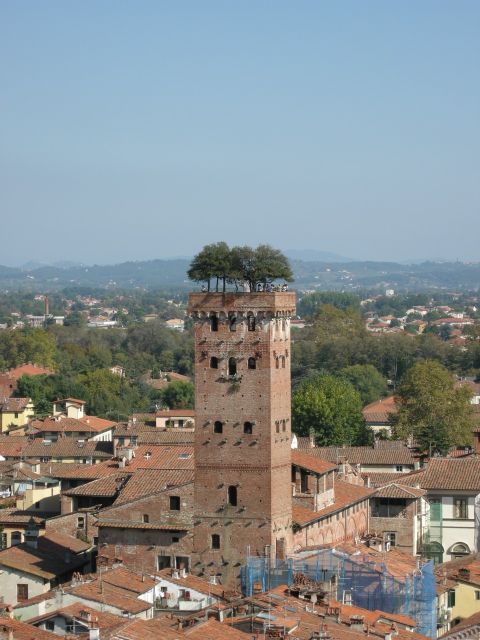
0,258,479,293
285,249,353,262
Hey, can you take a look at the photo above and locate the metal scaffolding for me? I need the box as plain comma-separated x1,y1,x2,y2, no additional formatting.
240,549,436,638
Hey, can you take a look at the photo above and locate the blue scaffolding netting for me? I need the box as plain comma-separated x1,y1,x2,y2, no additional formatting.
240,549,436,639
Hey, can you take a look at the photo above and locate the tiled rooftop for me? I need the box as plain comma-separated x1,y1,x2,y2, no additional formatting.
293,480,374,526
397,458,480,492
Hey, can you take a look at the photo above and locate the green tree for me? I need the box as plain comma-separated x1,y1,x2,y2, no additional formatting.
292,374,369,446
230,244,293,291
393,360,474,454
341,364,388,405
298,292,360,319
187,242,231,292
159,381,194,409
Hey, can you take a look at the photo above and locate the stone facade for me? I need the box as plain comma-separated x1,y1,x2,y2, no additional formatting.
97,483,194,572
45,510,98,545
188,292,296,587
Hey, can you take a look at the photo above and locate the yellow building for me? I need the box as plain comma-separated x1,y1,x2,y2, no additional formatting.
0,397,34,433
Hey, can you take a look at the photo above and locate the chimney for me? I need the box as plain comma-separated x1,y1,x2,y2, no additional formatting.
44,296,49,316
309,433,315,448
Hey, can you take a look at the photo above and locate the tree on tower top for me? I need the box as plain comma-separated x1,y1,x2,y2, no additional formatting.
188,243,293,292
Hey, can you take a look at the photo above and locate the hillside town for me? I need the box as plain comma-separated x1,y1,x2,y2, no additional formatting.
0,260,479,640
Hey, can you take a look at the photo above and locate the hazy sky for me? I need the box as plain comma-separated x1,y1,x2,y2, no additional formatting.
1,2,479,266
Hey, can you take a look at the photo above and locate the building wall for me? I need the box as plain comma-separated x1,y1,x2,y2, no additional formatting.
45,511,98,544
0,524,46,549
16,485,61,513
0,566,47,605
97,486,194,572
430,493,477,561
450,582,480,621
0,406,34,432
293,500,369,549
189,292,296,587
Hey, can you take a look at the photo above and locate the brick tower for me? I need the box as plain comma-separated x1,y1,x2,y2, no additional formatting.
188,291,296,587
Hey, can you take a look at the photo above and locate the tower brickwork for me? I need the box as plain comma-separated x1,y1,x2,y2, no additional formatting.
188,292,296,587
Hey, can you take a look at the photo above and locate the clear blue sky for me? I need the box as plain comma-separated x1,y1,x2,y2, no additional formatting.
1,1,479,265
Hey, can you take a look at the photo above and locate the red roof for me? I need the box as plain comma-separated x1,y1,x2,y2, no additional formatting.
8,364,53,380
291,450,337,474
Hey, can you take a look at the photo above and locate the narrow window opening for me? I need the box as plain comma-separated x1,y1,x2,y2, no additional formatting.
228,485,238,506
210,314,218,332
247,315,256,331
229,313,237,331
248,357,256,370
275,358,280,369
214,421,223,434
275,422,280,434
143,514,149,523
211,534,220,550
282,356,286,368
228,358,237,376
170,496,181,511
244,422,253,434
210,356,218,369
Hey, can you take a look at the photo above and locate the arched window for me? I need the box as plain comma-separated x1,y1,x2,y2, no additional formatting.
449,542,470,558
247,315,256,331
281,356,286,368
228,485,238,506
275,421,280,434
211,534,220,550
229,313,237,331
282,420,286,432
228,358,237,376
210,314,218,332
248,357,256,370
214,421,223,434
275,358,280,369
210,356,218,369
244,421,253,434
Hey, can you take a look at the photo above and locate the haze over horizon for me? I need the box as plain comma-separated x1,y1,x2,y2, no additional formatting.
2,2,479,266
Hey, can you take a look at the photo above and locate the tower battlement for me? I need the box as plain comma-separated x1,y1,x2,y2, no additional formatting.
188,291,296,316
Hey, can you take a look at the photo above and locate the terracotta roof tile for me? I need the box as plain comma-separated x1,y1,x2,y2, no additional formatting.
296,444,417,466
291,450,337,474
63,473,129,498
0,397,31,412
113,468,194,505
397,458,480,492
372,483,426,499
0,617,58,640
8,364,53,380
362,396,398,423
0,533,90,579
293,481,374,526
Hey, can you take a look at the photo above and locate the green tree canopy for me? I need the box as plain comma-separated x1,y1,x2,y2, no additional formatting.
340,364,388,405
393,360,474,455
188,243,293,291
292,374,369,446
159,380,194,409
